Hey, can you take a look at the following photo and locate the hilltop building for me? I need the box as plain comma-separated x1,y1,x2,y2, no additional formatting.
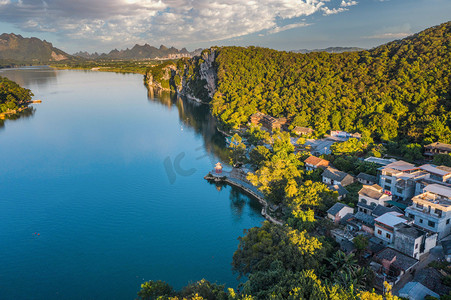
424,142,451,157
250,112,288,131
293,126,314,136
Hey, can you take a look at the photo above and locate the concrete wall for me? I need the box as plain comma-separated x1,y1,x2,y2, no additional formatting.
375,225,394,244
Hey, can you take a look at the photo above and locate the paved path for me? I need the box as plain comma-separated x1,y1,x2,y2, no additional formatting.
206,168,284,225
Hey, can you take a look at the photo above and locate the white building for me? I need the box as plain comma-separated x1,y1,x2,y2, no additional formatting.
405,184,451,240
378,160,428,201
357,184,392,215
393,223,437,260
374,212,410,244
327,203,354,223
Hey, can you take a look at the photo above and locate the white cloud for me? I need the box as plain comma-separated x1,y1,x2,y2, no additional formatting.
340,0,357,7
321,6,348,15
268,22,310,34
364,23,412,39
0,0,354,50
365,32,411,39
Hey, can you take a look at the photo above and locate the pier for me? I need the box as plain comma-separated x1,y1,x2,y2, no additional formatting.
205,168,283,225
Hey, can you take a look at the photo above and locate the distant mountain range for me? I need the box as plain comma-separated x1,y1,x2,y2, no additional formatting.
0,33,73,63
292,47,365,54
73,45,203,60
0,32,364,64
0,33,203,63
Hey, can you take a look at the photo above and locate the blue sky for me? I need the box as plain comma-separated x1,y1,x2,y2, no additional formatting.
0,0,449,54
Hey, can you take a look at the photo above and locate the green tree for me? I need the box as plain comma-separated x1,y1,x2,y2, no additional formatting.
249,145,271,169
353,234,369,254
138,280,174,300
180,279,227,300
433,154,451,167
229,133,246,166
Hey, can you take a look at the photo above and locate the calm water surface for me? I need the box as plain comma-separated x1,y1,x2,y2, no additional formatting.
0,67,263,300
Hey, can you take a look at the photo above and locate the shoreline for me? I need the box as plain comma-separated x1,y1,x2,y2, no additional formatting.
0,105,33,119
205,170,283,225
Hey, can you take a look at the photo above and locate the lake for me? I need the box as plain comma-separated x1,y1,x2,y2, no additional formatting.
0,67,264,299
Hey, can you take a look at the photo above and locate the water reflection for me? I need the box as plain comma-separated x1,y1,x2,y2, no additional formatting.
0,66,58,87
146,86,230,162
0,107,35,130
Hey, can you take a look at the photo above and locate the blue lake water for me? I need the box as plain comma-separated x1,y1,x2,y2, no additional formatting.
0,67,263,300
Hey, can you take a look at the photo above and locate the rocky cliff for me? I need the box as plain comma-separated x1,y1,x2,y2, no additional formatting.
145,48,217,103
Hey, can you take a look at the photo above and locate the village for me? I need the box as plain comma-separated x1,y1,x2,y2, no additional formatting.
208,112,451,299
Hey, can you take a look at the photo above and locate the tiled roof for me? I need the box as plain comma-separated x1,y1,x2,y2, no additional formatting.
354,211,375,226
294,126,314,134
359,184,386,200
327,202,350,216
372,205,403,218
384,160,418,172
329,184,349,196
357,172,377,183
304,155,329,167
323,167,352,182
425,142,451,151
415,268,451,296
375,247,418,271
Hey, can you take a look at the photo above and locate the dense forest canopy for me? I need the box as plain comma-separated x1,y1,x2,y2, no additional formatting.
0,76,33,113
151,22,451,143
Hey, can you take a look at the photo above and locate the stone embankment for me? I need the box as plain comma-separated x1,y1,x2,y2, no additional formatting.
205,169,283,225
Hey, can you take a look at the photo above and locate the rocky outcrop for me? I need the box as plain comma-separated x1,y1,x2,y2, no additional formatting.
145,48,218,103
198,50,217,99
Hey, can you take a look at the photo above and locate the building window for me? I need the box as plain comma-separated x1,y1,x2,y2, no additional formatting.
447,219,450,225
435,209,442,217
386,233,391,239
377,230,382,235
417,203,424,209
384,186,391,191
397,188,403,194
415,244,418,249
428,220,436,228
419,219,423,224
385,179,392,184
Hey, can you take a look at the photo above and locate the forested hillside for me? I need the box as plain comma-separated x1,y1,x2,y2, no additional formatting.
0,76,33,113
0,33,73,64
150,21,451,143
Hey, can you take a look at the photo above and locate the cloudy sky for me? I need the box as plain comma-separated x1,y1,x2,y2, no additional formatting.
0,0,449,53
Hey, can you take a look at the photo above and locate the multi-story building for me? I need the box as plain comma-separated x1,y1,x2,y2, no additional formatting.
378,160,428,201
393,223,437,260
405,184,451,240
374,212,411,244
357,184,392,215
415,164,451,195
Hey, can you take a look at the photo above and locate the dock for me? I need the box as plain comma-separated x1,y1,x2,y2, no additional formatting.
205,168,283,225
